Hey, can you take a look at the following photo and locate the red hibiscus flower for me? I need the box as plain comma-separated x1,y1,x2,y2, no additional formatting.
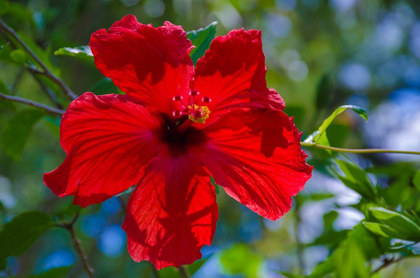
44,15,313,269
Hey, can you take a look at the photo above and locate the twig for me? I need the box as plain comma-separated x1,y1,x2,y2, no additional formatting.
0,92,65,115
0,18,78,100
56,214,94,278
372,256,404,274
300,142,420,156
177,266,191,278
294,203,305,274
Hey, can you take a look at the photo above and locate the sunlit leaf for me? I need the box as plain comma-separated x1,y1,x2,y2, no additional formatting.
369,207,420,240
308,105,368,145
363,222,402,239
1,109,45,160
0,211,55,269
335,160,376,200
187,22,217,65
54,46,94,64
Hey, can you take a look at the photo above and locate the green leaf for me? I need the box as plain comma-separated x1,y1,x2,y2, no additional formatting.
335,160,376,200
187,22,217,65
54,46,94,63
414,170,420,192
369,207,420,240
220,244,263,278
89,78,119,95
9,49,26,64
30,266,73,278
0,211,55,269
363,222,402,238
187,258,207,275
1,109,45,160
309,105,368,145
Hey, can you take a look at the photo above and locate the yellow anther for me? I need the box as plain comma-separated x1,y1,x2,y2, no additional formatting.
187,104,211,124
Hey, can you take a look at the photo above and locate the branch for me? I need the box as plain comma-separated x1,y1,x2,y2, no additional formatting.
300,142,420,156
177,266,191,278
0,18,78,100
372,256,404,274
56,214,94,278
0,92,65,115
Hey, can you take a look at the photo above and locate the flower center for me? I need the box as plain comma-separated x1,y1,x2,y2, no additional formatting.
172,90,212,124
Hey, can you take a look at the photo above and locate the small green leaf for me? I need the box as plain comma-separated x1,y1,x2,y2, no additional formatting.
369,207,420,240
0,211,55,269
310,105,368,144
9,49,26,64
1,109,45,160
30,266,73,278
335,160,376,199
54,46,94,63
363,222,402,238
413,170,420,192
187,22,217,65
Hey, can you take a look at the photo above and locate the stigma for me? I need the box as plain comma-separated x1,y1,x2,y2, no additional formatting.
172,90,212,124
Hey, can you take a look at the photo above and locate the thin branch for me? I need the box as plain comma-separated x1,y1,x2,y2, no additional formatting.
294,203,305,274
177,266,191,278
372,256,404,274
55,214,94,278
0,92,65,115
300,142,420,156
0,18,78,100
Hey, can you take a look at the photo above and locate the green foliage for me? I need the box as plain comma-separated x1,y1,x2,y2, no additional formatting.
187,22,217,65
220,244,263,278
29,266,72,278
305,105,368,149
1,109,45,160
315,73,334,110
364,207,420,241
54,46,94,64
334,160,376,200
0,211,55,269
9,49,26,64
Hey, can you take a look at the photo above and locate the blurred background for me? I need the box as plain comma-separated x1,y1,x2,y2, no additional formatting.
1,0,420,277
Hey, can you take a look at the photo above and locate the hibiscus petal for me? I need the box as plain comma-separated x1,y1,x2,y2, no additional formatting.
194,29,285,120
43,92,162,207
122,154,218,269
89,15,194,115
189,108,312,220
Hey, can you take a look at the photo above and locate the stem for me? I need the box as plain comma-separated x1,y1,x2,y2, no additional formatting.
0,18,78,100
372,256,404,274
56,214,94,278
177,266,191,278
300,142,420,156
294,203,305,274
0,92,65,115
